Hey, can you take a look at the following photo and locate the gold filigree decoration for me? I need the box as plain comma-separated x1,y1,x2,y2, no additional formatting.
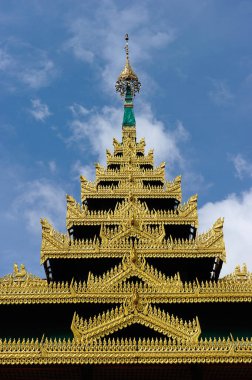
1,265,252,304
222,263,251,281
40,217,225,264
0,336,251,364
93,164,166,183
66,193,198,231
71,291,201,343
80,176,181,202
86,247,182,291
80,127,181,201
0,264,42,283
0,35,251,367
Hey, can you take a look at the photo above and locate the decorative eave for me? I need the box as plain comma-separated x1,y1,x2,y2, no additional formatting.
65,194,198,230
80,175,182,202
113,130,146,157
0,280,252,305
94,163,166,182
106,149,154,166
1,265,252,305
0,336,252,365
40,217,225,263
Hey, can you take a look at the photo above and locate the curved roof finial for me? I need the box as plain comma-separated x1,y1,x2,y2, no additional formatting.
115,34,141,97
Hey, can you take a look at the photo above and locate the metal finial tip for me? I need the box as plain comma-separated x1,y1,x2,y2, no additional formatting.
115,34,141,97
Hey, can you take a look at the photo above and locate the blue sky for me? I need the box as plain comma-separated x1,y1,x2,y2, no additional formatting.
1,0,252,277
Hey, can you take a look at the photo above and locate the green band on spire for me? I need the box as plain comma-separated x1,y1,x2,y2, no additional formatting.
122,86,136,127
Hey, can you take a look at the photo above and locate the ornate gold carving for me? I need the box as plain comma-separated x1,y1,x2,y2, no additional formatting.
87,252,181,291
94,164,166,183
66,193,198,231
1,39,252,370
222,263,252,281
71,292,201,343
80,126,182,207
41,217,225,264
81,176,181,202
106,149,154,166
13,264,27,280
86,248,182,290
1,265,252,305
0,264,42,284
0,336,251,365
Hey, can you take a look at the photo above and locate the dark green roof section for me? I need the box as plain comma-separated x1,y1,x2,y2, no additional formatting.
122,85,135,127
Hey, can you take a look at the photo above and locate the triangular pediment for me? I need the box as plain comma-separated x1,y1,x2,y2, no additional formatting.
100,218,166,243
86,248,183,291
71,292,201,343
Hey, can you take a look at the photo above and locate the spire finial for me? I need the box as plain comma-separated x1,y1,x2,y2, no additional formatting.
115,34,141,97
125,33,129,61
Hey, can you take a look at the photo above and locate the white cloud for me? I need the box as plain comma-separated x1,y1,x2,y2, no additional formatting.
68,102,188,174
63,22,94,64
0,48,13,70
209,79,234,106
49,161,57,173
231,153,252,179
199,188,252,276
8,179,66,234
136,105,189,168
69,103,90,117
182,171,212,197
0,39,57,90
29,98,52,121
21,59,55,89
64,2,176,92
71,160,95,181
36,160,57,174
68,105,121,164
67,101,210,195
245,73,252,85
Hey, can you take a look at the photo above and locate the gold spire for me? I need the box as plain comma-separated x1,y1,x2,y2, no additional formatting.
115,34,141,97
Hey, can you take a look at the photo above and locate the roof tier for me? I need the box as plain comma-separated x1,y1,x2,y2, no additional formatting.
3,265,252,304
40,218,224,263
66,194,198,231
81,175,182,201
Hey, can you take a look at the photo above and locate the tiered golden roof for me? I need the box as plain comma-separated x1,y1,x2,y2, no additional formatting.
0,35,251,371
80,128,181,200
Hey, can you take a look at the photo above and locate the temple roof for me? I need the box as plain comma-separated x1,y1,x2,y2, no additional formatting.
0,36,251,371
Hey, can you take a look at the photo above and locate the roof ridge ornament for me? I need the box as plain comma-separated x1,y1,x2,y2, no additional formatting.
115,34,141,98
